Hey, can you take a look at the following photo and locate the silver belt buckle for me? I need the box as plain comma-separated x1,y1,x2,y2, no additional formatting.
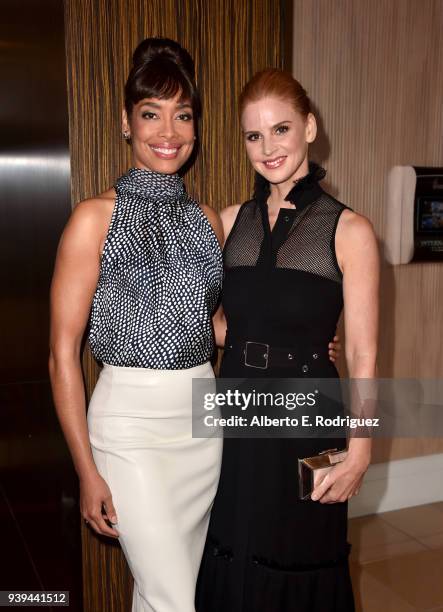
244,341,270,369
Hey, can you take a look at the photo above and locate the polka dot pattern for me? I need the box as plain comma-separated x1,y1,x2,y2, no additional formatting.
89,167,223,369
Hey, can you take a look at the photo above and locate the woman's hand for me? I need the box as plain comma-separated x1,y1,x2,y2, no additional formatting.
311,439,371,503
328,334,341,362
80,471,119,538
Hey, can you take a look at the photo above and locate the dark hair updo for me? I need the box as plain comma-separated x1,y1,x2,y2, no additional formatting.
124,38,201,120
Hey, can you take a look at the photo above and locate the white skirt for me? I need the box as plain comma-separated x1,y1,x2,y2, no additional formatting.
87,361,222,612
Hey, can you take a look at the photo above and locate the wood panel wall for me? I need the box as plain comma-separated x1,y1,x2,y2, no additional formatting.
64,0,287,609
292,0,443,462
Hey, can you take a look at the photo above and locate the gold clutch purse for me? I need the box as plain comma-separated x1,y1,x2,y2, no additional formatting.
298,448,347,500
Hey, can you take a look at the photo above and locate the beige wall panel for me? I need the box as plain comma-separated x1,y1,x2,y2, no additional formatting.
292,0,443,462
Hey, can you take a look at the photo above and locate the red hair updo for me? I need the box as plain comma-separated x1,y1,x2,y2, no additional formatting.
239,69,311,119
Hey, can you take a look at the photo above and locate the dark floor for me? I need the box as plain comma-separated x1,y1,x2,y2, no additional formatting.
1,380,82,611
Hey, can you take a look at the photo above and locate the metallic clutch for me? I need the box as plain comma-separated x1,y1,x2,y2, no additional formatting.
298,448,348,500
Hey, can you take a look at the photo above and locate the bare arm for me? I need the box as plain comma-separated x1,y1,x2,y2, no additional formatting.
49,194,119,537
312,210,379,503
340,212,379,379
201,204,230,347
212,304,227,348
220,204,241,244
207,205,243,347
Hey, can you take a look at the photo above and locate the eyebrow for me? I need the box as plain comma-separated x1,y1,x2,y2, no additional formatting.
140,101,193,110
243,120,293,134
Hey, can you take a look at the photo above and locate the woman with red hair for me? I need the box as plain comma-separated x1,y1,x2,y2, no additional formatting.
197,69,378,611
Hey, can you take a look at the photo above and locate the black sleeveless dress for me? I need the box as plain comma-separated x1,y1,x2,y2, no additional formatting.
196,164,355,612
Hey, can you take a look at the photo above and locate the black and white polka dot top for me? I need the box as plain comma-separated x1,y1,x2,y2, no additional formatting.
88,167,223,369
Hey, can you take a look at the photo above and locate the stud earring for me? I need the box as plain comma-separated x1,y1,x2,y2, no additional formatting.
122,131,130,140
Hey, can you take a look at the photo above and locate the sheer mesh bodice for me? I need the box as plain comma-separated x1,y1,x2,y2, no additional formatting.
224,192,345,283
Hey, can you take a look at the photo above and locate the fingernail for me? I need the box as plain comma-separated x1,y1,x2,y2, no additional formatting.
111,516,117,523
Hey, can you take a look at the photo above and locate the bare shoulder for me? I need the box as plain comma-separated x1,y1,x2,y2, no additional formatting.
72,187,115,223
220,204,241,223
336,209,379,271
199,203,223,245
220,204,242,243
336,209,377,246
200,202,221,224
62,187,116,253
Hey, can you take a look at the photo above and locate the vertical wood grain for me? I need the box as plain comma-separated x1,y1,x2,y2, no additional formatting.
64,0,286,608
292,0,443,462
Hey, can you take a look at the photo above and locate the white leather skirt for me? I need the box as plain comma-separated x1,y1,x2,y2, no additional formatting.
87,361,222,612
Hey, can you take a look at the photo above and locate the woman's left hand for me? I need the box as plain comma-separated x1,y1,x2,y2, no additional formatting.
328,334,341,362
311,443,370,503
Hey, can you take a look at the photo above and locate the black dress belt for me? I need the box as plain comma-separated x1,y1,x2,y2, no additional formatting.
224,339,327,371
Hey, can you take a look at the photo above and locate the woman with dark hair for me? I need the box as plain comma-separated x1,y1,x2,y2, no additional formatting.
49,38,224,612
197,69,378,611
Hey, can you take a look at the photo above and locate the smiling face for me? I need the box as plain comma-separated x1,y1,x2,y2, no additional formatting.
241,96,317,192
122,92,195,174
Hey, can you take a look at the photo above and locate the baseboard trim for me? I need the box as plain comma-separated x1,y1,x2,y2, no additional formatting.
348,453,443,517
